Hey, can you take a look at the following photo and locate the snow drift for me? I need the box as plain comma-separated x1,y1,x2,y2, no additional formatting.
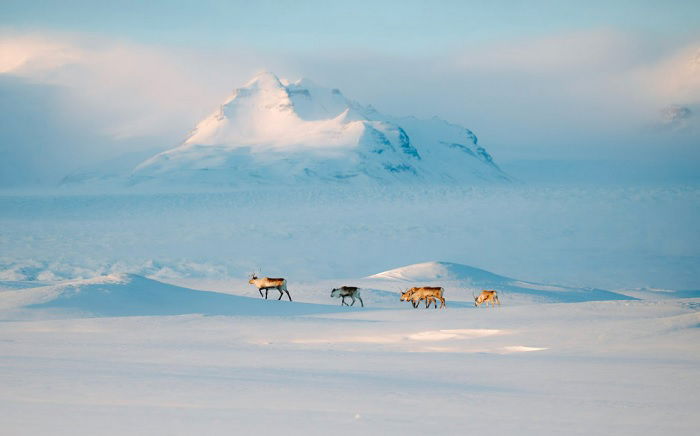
0,273,342,318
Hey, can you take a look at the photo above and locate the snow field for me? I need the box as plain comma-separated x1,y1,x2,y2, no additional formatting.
0,296,698,435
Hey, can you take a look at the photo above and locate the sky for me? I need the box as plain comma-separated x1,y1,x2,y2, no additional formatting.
1,0,699,186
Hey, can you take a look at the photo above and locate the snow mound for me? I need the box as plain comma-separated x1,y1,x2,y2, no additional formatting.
130,71,508,186
369,261,507,282
0,273,341,318
366,261,635,304
613,287,700,300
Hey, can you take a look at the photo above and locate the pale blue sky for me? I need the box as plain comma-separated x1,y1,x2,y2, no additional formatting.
3,0,699,51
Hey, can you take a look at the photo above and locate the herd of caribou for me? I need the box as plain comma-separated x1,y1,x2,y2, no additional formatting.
248,274,501,308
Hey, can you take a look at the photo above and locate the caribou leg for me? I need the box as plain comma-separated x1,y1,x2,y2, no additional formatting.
357,296,364,307
341,296,346,306
350,296,356,306
285,290,292,301
277,288,284,300
265,288,269,299
258,288,264,298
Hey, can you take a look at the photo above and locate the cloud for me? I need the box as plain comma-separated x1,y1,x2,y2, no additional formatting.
4,29,697,139
434,30,700,160
0,32,258,185
643,44,700,104
0,35,81,74
0,32,266,140
456,30,638,74
454,30,700,115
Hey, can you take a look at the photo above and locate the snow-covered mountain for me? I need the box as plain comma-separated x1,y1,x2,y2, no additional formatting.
130,72,508,186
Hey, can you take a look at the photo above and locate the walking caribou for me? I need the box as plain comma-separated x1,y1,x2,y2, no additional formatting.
400,287,446,309
474,290,500,307
330,286,364,307
248,274,292,301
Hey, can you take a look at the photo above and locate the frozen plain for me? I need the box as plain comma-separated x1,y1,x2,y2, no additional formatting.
1,185,699,435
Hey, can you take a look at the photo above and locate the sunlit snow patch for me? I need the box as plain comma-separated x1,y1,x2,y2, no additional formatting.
291,328,505,345
502,345,548,353
408,329,502,341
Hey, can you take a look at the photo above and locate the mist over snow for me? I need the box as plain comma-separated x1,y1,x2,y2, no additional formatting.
1,185,698,290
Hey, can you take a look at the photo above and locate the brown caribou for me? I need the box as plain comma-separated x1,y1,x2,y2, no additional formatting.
474,290,500,307
400,287,446,309
330,286,364,307
248,274,292,301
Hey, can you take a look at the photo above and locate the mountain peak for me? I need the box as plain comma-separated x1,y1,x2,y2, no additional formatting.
129,72,509,186
244,70,284,89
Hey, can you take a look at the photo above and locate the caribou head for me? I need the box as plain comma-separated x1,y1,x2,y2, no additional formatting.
248,272,258,284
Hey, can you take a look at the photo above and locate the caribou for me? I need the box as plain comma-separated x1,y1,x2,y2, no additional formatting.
330,286,364,307
400,287,446,309
248,274,292,301
473,290,500,307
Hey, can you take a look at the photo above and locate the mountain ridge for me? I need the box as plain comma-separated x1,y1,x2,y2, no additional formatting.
129,71,509,186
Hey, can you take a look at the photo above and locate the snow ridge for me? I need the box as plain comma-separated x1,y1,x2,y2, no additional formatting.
1,273,341,317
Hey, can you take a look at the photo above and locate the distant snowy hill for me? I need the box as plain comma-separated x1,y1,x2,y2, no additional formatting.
364,261,635,304
130,72,508,186
0,274,341,318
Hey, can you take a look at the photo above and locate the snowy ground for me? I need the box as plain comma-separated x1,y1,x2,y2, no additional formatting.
1,185,698,434
1,289,698,435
